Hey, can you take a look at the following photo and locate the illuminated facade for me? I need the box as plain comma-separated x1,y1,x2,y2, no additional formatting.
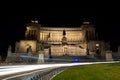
14,21,108,58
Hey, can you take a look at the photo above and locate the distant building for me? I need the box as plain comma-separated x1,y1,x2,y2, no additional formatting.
6,20,110,63
16,21,109,57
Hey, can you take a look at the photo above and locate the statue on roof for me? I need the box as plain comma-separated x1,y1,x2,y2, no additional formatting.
8,45,12,52
38,43,44,51
27,45,32,56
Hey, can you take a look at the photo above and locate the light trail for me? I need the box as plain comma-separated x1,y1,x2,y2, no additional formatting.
0,61,119,76
20,55,74,62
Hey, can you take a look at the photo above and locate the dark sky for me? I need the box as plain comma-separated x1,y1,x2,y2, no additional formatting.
0,8,120,58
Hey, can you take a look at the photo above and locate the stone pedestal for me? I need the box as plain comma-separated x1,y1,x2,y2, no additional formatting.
28,52,32,56
5,46,12,62
7,51,11,57
105,50,113,61
7,45,12,57
37,51,44,64
5,52,11,63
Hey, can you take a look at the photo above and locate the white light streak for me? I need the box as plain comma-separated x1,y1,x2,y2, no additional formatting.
0,61,119,76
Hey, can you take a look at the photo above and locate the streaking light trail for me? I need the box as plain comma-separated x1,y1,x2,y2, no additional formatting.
0,61,118,76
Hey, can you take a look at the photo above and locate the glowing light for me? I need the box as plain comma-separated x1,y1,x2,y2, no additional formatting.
0,61,118,76
96,44,99,46
31,20,34,23
74,58,79,62
35,20,38,23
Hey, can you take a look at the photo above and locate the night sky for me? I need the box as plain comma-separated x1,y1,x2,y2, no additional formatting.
0,8,120,59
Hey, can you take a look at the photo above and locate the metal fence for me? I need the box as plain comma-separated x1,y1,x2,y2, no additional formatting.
7,67,66,80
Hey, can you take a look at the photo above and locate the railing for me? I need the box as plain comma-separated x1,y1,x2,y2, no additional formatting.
6,67,66,80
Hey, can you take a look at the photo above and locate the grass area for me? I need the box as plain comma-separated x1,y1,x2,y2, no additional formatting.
52,63,120,80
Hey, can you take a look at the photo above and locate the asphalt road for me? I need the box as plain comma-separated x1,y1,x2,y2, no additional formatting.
0,61,119,80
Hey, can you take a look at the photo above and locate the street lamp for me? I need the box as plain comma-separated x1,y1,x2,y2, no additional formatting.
96,44,99,47
96,43,100,55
